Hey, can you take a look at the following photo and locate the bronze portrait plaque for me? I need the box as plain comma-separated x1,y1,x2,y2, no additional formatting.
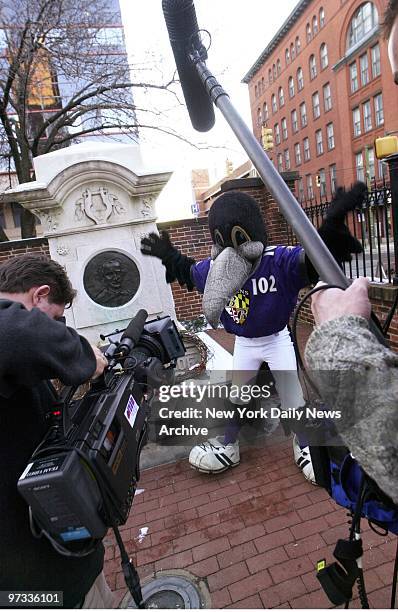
84,251,140,308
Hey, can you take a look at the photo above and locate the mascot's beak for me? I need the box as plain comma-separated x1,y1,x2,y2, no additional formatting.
203,242,263,328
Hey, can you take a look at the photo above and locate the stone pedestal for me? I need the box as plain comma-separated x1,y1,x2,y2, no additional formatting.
3,142,176,342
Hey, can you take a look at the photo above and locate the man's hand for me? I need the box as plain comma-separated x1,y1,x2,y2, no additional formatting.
91,345,108,379
311,277,371,325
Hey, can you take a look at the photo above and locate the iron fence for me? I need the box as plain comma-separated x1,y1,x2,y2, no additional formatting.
286,178,394,283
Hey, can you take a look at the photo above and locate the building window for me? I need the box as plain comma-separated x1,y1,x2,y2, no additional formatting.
330,164,337,194
303,137,310,161
349,62,359,93
288,76,295,98
356,151,365,182
323,82,332,111
268,68,273,85
295,142,302,165
327,122,335,150
363,100,372,131
257,108,262,126
281,117,288,140
374,93,384,126
307,174,314,199
312,91,320,119
313,15,318,35
277,153,283,172
360,52,369,86
277,59,282,75
291,109,298,133
285,48,290,65
306,23,312,43
347,2,379,51
272,94,277,113
274,123,281,145
319,7,325,28
320,43,328,69
319,169,327,196
290,42,295,60
255,85,258,98
367,147,375,180
263,102,268,121
353,107,361,136
316,129,324,155
278,86,285,107
371,43,381,77
298,177,305,201
309,54,317,80
273,63,277,78
300,102,308,127
284,149,291,170
297,67,304,91
378,158,388,179
295,36,301,55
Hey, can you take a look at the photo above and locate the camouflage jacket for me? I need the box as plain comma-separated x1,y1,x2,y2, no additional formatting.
305,315,398,504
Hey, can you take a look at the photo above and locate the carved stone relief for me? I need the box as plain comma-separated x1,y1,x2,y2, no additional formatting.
83,250,140,308
75,185,126,225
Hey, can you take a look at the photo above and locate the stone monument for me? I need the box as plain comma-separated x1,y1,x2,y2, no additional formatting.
2,142,176,342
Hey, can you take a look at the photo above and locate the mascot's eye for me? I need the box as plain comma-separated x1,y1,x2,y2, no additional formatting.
231,226,251,249
214,229,224,247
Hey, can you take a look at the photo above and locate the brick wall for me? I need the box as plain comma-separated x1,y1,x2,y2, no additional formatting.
0,237,50,262
158,217,211,321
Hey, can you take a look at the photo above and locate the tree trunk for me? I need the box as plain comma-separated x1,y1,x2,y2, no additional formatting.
20,208,37,238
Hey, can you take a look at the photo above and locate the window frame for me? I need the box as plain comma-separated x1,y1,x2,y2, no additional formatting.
316,129,324,155
353,107,361,136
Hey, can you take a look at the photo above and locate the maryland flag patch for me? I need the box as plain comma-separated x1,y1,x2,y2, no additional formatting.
225,289,250,325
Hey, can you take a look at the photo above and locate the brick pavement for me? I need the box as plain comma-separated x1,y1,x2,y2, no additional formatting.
104,323,397,608
104,429,396,608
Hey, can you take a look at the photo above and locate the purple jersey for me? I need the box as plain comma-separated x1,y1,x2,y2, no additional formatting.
192,245,307,337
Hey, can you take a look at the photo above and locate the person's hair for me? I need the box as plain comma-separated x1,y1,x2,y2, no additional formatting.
0,254,76,306
382,0,398,39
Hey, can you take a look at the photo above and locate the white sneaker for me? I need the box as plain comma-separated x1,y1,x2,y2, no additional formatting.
292,434,317,485
189,437,240,473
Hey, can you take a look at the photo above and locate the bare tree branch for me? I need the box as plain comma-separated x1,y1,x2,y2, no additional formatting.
0,0,199,241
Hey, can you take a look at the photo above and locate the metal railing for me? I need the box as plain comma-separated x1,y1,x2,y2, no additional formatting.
286,178,394,283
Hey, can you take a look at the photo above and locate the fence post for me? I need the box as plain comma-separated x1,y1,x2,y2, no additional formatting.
387,154,398,285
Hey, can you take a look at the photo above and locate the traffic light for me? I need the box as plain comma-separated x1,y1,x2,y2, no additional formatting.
315,174,321,187
261,126,274,151
375,136,398,159
225,158,233,175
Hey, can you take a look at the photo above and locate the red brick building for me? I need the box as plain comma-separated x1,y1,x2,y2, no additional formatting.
243,0,397,202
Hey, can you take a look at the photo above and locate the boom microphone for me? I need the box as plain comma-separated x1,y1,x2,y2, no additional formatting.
162,0,215,132
118,309,148,357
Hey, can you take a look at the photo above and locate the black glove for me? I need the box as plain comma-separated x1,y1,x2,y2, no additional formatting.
140,230,196,290
305,182,366,283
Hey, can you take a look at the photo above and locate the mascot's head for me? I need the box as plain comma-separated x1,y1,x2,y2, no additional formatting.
203,190,267,328
208,191,267,251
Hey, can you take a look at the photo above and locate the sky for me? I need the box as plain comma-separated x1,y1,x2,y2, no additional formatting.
119,0,298,220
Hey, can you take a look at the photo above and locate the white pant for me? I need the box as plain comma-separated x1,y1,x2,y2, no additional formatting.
232,327,305,410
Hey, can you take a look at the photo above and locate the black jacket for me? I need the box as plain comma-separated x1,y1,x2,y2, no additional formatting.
0,300,104,608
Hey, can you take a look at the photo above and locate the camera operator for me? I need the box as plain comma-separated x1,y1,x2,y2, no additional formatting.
304,1,398,507
0,254,114,608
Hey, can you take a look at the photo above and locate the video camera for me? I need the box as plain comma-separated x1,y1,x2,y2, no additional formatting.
18,309,185,551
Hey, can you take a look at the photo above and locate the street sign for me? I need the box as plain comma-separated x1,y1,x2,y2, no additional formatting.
191,201,200,216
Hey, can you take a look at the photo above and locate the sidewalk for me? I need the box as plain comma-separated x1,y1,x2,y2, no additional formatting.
104,323,397,608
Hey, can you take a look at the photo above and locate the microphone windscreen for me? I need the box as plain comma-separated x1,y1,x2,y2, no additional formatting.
122,309,148,347
162,0,215,132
